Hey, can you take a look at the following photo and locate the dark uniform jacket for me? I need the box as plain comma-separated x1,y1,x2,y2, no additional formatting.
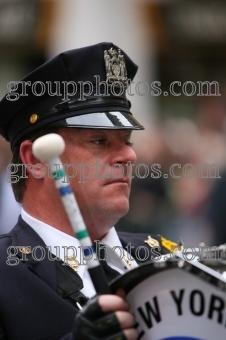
0,216,174,340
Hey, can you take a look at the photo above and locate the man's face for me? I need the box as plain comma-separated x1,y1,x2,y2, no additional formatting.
58,128,137,235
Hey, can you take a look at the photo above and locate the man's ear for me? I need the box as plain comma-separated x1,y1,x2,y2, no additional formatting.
20,140,46,178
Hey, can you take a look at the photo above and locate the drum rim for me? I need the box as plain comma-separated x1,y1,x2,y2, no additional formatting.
110,260,226,294
111,261,176,294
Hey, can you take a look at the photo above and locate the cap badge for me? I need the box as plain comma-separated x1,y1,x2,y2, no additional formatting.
104,48,128,87
144,236,160,248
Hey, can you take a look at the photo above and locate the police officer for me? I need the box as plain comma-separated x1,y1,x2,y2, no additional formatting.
0,42,175,340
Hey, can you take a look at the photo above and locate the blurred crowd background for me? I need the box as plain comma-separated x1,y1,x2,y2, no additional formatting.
0,0,226,246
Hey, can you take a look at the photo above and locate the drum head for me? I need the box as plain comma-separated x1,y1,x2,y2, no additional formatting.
111,261,226,340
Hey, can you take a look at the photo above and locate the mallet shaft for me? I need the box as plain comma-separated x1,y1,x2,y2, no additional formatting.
32,134,111,294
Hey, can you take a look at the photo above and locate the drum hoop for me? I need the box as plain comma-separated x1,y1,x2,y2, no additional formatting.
110,260,226,294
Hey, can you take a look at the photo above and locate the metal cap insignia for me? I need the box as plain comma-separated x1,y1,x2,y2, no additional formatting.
104,47,128,87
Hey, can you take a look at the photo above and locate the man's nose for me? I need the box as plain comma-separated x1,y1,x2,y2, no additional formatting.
109,142,137,166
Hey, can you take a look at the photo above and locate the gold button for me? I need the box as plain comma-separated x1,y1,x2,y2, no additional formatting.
30,113,39,124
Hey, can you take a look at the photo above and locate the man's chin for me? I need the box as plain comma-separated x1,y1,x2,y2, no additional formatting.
109,199,130,219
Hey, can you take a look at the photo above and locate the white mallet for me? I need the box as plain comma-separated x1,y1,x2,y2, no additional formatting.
32,133,111,294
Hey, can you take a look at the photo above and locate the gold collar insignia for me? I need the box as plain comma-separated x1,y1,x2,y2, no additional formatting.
64,255,79,271
18,246,32,255
144,236,160,248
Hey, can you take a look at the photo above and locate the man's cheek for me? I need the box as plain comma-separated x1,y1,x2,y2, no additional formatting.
63,163,77,181
93,158,110,179
78,163,93,183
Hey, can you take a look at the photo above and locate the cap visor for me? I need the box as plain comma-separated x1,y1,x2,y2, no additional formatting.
49,111,144,130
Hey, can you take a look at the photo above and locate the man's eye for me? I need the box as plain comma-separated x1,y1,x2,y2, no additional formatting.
126,141,133,147
92,139,106,145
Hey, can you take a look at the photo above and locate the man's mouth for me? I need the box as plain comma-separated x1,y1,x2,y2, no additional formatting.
104,178,130,186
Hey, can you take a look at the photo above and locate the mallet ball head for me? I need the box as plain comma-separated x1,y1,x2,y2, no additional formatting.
32,133,65,160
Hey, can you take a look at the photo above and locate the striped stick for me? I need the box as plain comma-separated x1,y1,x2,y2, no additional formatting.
32,134,111,294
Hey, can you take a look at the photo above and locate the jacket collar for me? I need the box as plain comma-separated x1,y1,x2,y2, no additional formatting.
9,215,57,291
118,232,167,264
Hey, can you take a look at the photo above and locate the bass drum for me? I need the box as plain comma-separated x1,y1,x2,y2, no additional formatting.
111,260,226,340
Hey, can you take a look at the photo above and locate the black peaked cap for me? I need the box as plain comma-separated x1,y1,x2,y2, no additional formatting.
0,42,144,149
